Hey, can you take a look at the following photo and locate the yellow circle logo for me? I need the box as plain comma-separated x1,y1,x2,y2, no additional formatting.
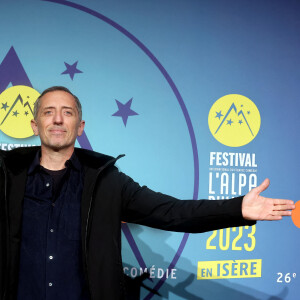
208,94,261,147
0,85,40,138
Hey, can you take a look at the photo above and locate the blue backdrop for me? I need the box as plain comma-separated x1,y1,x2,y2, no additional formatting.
0,0,299,299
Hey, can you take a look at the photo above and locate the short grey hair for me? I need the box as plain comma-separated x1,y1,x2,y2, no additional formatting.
33,86,82,121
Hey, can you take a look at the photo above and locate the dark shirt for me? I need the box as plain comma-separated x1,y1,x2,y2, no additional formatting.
17,151,90,300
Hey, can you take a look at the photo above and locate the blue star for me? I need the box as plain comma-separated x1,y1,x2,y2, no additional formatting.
215,111,223,120
12,110,19,117
61,61,83,80
238,119,243,125
24,111,29,116
227,119,233,125
112,98,138,127
1,102,9,111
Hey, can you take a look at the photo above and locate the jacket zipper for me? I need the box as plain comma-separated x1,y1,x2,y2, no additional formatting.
0,158,9,300
84,154,124,295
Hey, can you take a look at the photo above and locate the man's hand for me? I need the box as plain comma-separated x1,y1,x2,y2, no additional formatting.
242,178,295,221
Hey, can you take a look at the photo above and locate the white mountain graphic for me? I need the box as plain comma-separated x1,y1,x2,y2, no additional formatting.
0,94,33,125
215,102,253,136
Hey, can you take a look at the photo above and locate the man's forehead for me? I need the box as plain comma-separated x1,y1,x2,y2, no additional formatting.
40,91,77,108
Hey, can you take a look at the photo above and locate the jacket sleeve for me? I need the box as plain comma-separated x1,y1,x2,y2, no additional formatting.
119,172,255,233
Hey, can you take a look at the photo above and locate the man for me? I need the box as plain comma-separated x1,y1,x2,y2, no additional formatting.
0,86,294,300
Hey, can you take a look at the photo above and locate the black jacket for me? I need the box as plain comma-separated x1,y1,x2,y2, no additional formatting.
0,147,254,299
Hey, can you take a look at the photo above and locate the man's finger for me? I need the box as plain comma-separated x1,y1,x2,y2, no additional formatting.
255,178,270,194
273,199,295,206
272,210,292,216
273,204,295,211
265,215,282,221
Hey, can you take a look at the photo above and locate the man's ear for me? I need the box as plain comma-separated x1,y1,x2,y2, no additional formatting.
77,120,85,137
31,119,39,136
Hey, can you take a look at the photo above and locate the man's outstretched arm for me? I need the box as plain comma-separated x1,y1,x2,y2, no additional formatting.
242,178,295,221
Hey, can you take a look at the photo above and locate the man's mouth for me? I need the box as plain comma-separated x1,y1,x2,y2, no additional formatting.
49,128,66,135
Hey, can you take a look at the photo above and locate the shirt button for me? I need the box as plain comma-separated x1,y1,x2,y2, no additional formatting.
49,282,53,287
50,229,54,233
52,203,55,207
46,183,50,187
49,256,53,260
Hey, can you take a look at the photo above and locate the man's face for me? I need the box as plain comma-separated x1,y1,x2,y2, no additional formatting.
31,91,85,151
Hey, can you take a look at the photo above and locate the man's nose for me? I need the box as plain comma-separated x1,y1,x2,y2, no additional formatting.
53,111,63,124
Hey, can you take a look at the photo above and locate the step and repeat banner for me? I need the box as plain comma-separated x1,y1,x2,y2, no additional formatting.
0,0,299,299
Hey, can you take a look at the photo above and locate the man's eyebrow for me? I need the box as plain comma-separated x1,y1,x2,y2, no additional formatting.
42,106,55,110
42,106,75,110
62,106,75,110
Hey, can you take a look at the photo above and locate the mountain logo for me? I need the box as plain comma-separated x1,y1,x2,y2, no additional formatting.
208,94,261,147
0,85,39,138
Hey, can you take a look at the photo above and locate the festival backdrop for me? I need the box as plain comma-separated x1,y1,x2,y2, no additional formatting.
0,0,299,299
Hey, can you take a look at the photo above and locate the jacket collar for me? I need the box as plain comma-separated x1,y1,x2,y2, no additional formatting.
1,146,123,174
28,149,82,174
74,147,120,169
0,146,40,175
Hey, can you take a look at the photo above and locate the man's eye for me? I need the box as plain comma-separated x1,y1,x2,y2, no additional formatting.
65,111,72,116
44,111,52,115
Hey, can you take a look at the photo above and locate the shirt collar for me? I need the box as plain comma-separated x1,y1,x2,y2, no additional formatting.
28,150,81,175
65,151,81,171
